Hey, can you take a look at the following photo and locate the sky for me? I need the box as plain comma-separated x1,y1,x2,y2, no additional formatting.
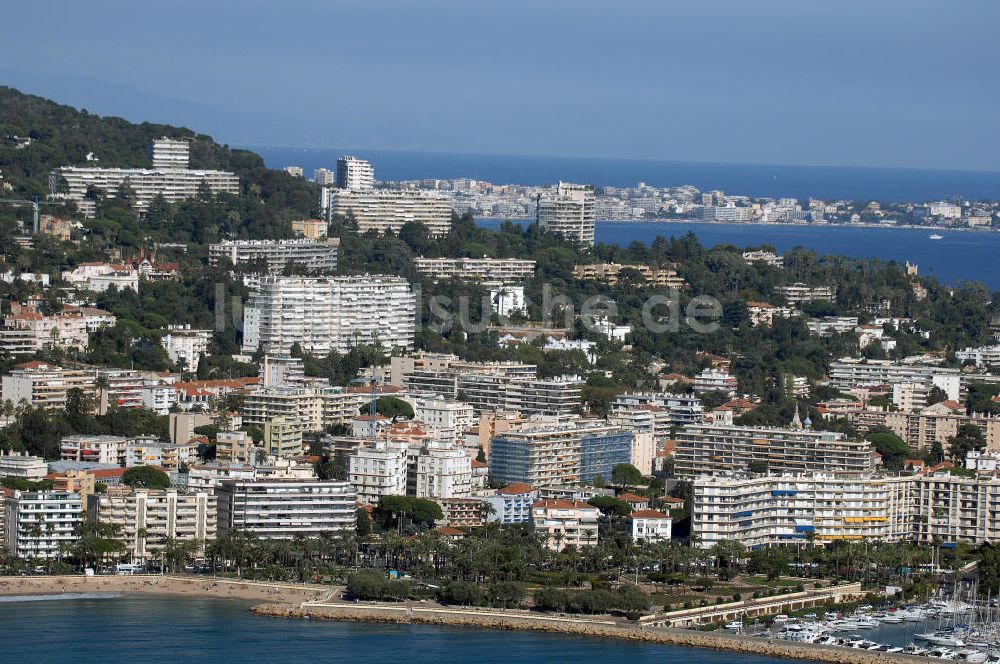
3,0,999,171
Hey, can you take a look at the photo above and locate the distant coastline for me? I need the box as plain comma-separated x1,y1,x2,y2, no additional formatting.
476,217,999,233
252,145,1000,202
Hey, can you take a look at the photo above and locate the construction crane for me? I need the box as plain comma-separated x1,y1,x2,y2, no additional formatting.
0,196,69,233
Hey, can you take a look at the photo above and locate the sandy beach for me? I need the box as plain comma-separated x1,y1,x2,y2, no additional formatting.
0,574,327,604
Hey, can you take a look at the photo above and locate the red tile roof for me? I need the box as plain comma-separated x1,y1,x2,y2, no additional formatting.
531,499,593,510
629,509,669,519
498,483,535,495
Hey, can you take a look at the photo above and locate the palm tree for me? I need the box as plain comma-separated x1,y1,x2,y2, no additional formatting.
95,375,111,415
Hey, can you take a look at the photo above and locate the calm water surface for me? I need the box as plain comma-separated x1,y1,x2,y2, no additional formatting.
0,595,801,664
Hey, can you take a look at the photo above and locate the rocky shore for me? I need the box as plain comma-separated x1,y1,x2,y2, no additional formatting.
251,602,926,664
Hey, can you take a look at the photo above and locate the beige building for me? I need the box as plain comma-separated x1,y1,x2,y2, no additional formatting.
2,361,96,410
88,487,216,560
264,416,306,458
531,499,600,551
291,219,328,239
573,263,685,288
326,188,452,236
674,424,876,477
846,405,1000,451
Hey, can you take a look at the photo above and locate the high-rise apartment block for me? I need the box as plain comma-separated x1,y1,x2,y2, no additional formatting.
335,156,375,190
489,420,632,487
537,182,596,246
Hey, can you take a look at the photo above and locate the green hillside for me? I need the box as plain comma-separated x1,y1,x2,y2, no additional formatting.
0,85,312,210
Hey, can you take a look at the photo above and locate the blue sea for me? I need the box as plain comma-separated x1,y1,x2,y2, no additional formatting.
476,220,1000,292
0,595,798,664
252,145,1000,203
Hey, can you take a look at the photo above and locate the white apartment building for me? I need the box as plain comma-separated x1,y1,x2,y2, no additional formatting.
691,473,910,548
610,392,704,433
259,355,307,387
335,156,375,190
483,483,538,524
241,275,416,355
60,435,130,466
241,385,365,431
414,257,536,283
348,441,409,504
216,479,357,538
60,263,140,293
807,316,859,337
326,188,452,236
208,238,340,274
774,283,836,304
828,359,962,402
629,509,672,543
693,368,738,395
956,344,1000,369
50,138,239,217
161,325,212,373
0,450,48,481
126,439,198,471
674,424,876,477
537,182,596,246
186,463,258,491
151,137,191,169
693,471,1000,548
4,490,83,559
414,440,473,499
413,397,474,443
531,499,600,551
88,487,216,560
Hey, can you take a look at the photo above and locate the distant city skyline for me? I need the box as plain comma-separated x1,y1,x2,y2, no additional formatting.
4,0,999,171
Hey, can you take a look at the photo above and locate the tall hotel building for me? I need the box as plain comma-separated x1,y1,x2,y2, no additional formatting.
241,275,415,355
50,137,239,217
536,182,596,246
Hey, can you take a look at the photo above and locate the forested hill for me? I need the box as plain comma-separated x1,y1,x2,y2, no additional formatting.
0,85,304,203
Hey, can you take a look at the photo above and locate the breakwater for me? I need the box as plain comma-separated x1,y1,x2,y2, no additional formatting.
251,602,926,664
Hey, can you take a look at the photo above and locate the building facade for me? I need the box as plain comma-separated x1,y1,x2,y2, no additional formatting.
216,479,357,539
673,424,876,477
208,238,340,274
241,275,415,355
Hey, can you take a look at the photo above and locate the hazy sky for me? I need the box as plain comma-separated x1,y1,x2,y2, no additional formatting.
4,0,999,170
